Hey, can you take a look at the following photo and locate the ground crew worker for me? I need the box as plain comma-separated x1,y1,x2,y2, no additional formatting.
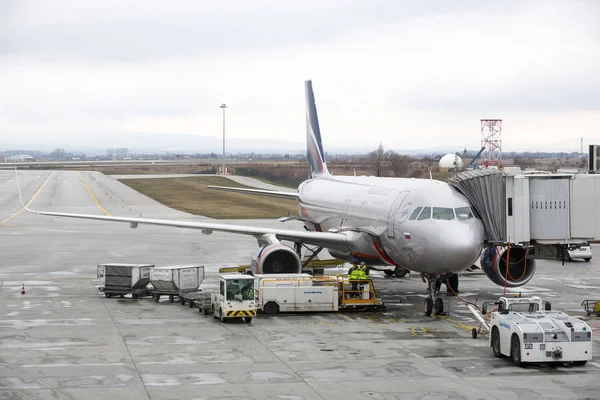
349,264,362,297
241,283,254,300
357,262,370,298
349,262,369,298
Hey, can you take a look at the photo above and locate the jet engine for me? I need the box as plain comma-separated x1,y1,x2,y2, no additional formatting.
481,246,536,287
251,243,302,274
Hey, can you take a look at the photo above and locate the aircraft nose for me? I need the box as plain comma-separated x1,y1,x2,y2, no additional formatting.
432,223,484,272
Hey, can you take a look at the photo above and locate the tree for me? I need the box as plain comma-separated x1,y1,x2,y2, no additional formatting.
370,143,386,177
386,151,410,177
50,148,66,161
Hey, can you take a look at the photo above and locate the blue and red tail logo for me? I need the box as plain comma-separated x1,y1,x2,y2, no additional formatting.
305,80,329,178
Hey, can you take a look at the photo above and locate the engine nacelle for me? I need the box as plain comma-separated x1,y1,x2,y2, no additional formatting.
481,246,536,287
251,244,302,274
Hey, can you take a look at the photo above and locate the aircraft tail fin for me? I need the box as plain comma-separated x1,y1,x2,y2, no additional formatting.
305,80,330,178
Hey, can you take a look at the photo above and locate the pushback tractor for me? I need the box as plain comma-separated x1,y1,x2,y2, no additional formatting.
485,296,592,366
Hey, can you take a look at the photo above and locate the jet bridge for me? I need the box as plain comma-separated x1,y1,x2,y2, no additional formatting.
449,168,600,248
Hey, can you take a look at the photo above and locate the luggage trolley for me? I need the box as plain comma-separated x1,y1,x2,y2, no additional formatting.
97,263,154,298
581,300,600,317
149,265,205,304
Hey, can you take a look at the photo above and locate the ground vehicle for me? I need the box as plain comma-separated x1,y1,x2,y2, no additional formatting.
557,243,592,262
487,296,592,366
211,274,256,323
254,273,384,314
567,243,592,262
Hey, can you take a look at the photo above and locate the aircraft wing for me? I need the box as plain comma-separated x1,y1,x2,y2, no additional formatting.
24,208,349,251
207,185,299,199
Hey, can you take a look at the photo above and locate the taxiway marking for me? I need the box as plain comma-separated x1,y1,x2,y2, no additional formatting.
78,172,111,216
1,173,53,225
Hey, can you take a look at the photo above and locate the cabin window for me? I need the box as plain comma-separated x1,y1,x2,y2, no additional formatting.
455,206,474,220
409,207,423,220
417,207,431,220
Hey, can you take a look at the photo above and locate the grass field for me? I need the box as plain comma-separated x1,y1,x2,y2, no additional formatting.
120,176,298,219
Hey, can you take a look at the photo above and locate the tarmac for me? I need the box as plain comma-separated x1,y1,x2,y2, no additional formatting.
1,170,599,400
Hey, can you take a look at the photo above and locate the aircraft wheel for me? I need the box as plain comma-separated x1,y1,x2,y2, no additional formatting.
424,298,433,316
189,300,194,308
179,297,185,305
384,270,395,277
434,298,444,315
132,293,138,299
511,335,522,367
153,295,160,302
472,328,478,339
394,267,408,278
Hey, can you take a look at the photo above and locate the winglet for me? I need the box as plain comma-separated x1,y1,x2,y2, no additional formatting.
14,168,31,212
305,80,330,178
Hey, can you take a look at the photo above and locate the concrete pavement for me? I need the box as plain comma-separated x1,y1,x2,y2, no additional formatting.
1,170,599,399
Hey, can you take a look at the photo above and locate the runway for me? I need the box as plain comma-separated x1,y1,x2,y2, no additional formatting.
1,170,599,399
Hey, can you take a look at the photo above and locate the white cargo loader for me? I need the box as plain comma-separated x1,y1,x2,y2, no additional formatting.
487,296,592,366
255,274,383,314
255,274,339,314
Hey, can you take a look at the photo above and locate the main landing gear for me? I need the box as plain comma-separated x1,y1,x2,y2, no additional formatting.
421,273,457,316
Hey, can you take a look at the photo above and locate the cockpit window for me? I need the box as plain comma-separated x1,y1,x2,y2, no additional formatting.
455,206,474,220
433,207,455,220
417,207,431,220
409,207,423,220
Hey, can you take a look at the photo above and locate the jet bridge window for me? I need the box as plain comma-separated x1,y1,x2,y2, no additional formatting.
417,207,431,220
433,207,455,220
409,207,423,220
455,206,474,220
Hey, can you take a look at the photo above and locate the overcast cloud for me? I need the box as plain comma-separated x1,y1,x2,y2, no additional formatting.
1,0,599,152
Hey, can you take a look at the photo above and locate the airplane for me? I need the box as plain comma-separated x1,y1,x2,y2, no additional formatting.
16,80,533,316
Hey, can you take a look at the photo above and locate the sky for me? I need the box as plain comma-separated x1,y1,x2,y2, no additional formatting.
1,0,599,153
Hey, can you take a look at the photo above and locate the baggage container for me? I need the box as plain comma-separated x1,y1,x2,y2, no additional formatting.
150,265,205,293
97,263,154,298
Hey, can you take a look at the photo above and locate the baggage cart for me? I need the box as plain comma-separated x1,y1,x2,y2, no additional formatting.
581,300,600,316
149,265,205,303
97,263,154,298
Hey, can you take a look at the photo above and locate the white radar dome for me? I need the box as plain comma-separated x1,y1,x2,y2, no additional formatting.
439,153,464,171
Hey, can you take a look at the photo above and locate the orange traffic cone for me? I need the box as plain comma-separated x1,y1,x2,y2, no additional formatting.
20,284,25,295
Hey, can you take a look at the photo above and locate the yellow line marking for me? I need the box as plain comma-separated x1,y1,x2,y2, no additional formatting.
1,173,53,225
408,304,487,336
78,172,111,216
0,179,14,187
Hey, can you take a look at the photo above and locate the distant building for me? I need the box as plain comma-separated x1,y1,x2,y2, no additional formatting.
4,155,34,162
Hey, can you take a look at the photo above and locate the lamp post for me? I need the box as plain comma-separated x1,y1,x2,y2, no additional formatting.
220,103,227,174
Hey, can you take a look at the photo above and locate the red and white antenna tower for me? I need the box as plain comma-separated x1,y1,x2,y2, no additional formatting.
480,119,502,168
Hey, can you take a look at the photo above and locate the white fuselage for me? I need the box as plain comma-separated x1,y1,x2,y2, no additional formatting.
297,175,485,274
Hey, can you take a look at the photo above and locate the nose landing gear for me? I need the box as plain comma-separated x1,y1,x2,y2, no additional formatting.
422,273,448,316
